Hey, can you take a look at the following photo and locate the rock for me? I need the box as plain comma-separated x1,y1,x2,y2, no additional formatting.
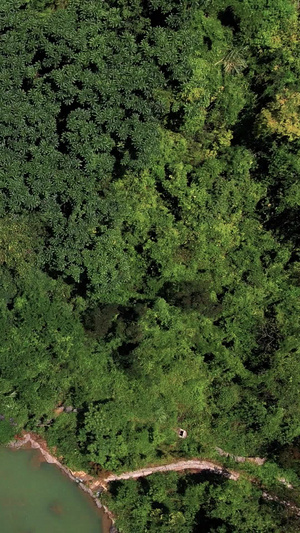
278,477,293,489
64,406,73,413
110,527,118,533
248,457,266,466
54,406,64,416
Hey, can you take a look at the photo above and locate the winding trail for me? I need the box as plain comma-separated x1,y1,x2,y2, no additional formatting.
103,459,240,484
9,432,300,521
102,459,300,518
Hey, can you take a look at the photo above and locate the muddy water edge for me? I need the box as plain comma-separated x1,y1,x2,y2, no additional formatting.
8,433,113,533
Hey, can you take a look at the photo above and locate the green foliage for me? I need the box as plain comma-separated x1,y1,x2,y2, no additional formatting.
0,421,16,446
25,0,68,11
0,0,300,527
104,473,298,533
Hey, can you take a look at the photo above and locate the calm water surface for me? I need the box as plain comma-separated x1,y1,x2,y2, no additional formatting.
0,447,103,533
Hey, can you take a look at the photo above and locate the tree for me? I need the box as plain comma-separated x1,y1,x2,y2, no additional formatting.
259,90,300,141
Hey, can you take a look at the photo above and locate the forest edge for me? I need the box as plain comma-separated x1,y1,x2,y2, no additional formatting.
8,432,300,525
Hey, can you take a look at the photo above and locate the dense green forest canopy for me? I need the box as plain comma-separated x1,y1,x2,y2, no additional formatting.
0,0,300,529
103,471,300,533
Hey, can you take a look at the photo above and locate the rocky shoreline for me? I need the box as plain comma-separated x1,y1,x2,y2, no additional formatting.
9,432,116,533
9,431,300,530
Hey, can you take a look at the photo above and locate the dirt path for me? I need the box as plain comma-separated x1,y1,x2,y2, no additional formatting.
10,432,300,520
102,459,300,517
103,459,240,484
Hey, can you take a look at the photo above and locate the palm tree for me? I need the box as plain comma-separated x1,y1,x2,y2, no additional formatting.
215,47,247,75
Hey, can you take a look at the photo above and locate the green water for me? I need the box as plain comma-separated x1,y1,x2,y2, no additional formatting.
0,447,103,533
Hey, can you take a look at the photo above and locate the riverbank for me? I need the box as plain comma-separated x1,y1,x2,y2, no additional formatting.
9,432,115,533
9,431,300,527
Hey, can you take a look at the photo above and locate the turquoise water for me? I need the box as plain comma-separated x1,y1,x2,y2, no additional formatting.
0,447,103,533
